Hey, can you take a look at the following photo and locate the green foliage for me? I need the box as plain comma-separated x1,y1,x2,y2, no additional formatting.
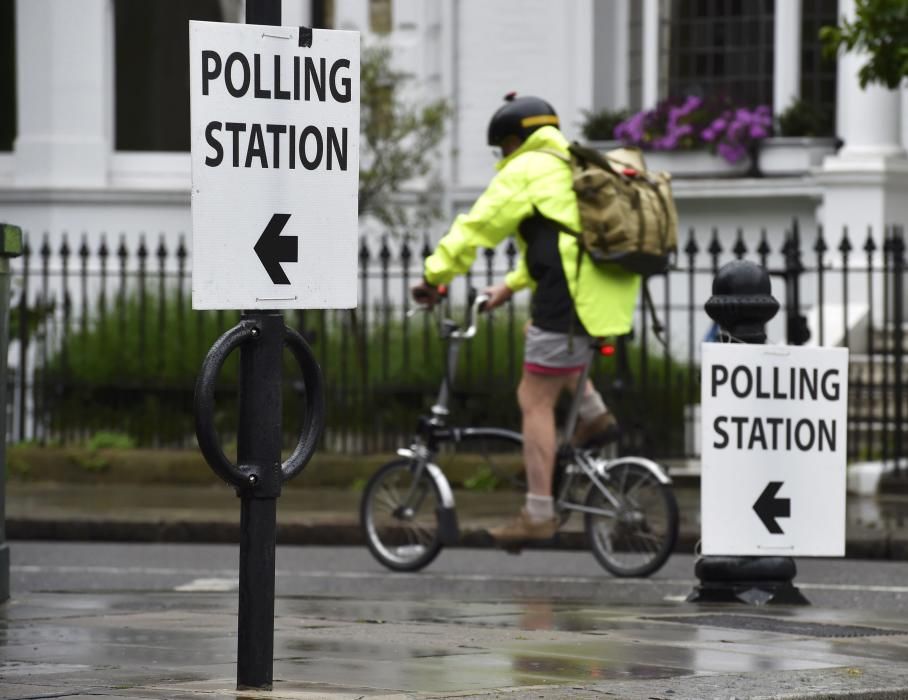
47,293,237,384
7,454,30,476
87,431,136,450
40,289,696,456
820,0,908,89
580,108,630,141
9,296,55,341
359,44,450,236
75,453,110,473
776,99,836,138
463,465,502,492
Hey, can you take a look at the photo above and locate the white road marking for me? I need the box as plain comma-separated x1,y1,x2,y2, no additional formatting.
174,577,237,592
13,564,908,594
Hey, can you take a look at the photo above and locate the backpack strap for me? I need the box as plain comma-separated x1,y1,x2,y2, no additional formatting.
641,277,668,348
536,147,572,165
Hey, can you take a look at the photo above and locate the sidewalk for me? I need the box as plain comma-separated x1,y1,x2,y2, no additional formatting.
7,479,908,559
5,587,908,699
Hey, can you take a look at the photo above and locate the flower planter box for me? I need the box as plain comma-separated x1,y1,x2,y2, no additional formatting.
586,140,751,178
643,150,752,177
586,137,839,178
757,137,838,176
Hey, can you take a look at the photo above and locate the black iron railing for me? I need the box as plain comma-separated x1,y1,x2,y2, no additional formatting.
7,222,906,469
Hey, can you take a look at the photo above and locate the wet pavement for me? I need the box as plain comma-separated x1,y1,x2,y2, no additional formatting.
5,586,908,698
7,481,908,696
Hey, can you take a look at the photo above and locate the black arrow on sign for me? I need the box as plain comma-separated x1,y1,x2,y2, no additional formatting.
254,213,297,285
753,481,790,534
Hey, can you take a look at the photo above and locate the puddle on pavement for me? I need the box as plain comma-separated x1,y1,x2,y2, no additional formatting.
7,592,902,695
268,598,858,692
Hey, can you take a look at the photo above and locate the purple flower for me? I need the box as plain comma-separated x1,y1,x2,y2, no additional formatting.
614,97,771,164
717,141,747,163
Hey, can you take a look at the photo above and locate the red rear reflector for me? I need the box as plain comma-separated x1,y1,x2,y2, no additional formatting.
437,284,448,296
622,167,638,177
600,344,616,357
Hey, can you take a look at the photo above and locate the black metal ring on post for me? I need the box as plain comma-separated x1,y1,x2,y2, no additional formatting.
194,320,326,489
195,320,258,488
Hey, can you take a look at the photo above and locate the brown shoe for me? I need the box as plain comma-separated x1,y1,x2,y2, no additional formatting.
571,412,620,448
488,508,558,544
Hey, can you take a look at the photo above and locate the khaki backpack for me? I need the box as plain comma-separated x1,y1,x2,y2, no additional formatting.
543,143,678,277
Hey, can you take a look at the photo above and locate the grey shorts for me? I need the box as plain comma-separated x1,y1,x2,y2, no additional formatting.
524,325,594,375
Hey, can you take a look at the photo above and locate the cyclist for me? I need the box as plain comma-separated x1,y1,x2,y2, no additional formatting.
411,93,640,545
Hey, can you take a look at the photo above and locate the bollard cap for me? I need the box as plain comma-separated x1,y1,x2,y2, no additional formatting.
0,224,23,258
705,261,779,343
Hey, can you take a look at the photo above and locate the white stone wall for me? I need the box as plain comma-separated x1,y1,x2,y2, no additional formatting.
449,0,593,189
0,0,902,341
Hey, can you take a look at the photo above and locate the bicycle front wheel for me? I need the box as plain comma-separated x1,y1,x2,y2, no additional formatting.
584,459,678,578
360,459,444,572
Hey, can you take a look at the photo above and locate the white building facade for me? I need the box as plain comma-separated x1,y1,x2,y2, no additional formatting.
0,0,906,274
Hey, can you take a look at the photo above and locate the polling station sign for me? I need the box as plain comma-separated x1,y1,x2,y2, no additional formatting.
701,343,848,556
189,21,359,310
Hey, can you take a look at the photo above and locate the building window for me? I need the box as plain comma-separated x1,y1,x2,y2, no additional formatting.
628,0,644,110
0,0,15,152
114,0,230,152
311,0,335,29
800,0,837,135
668,0,776,107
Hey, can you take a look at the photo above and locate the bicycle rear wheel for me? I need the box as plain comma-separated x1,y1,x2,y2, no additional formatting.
584,459,678,577
360,459,443,572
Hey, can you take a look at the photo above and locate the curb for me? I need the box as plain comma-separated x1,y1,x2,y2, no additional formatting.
7,517,896,559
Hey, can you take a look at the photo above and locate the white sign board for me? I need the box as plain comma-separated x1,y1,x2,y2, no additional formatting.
189,21,359,310
701,343,849,556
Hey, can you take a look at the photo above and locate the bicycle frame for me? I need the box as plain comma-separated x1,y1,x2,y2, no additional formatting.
555,340,673,513
403,294,671,538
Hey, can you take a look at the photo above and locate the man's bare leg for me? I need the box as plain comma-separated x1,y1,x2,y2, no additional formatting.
570,378,619,447
518,370,578,496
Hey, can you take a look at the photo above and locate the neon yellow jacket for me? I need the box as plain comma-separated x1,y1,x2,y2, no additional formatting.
424,126,640,337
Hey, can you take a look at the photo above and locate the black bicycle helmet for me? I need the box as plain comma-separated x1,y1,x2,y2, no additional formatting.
487,92,559,146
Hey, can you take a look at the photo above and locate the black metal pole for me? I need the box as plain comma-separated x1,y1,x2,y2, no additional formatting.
236,1,281,690
246,0,281,25
784,220,810,346
235,310,283,689
892,229,905,474
0,224,23,604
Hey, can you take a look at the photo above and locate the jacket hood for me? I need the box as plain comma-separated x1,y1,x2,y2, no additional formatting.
495,126,569,171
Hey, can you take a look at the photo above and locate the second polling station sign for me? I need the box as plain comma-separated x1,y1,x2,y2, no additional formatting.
189,21,359,310
701,343,848,556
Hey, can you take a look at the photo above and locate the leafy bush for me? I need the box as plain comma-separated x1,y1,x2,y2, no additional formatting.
39,291,695,457
776,99,835,138
580,108,630,141
87,431,136,450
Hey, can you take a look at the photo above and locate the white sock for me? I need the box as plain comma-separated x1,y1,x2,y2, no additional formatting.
526,494,554,522
578,387,607,421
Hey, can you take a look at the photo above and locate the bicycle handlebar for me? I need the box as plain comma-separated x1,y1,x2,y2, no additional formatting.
449,292,490,340
407,288,490,340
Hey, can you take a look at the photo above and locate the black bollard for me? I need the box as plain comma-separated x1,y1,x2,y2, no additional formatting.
688,260,809,605
0,224,22,603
